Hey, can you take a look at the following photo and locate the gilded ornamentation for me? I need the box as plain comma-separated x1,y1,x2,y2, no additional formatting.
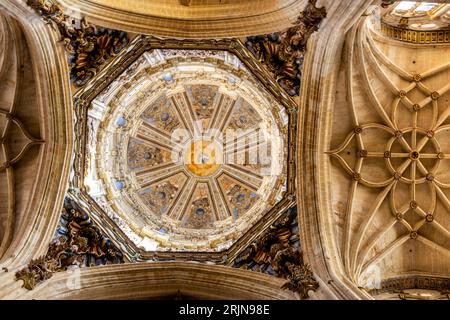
184,184,214,229
127,139,168,170
139,173,187,216
15,257,53,291
381,22,450,44
218,175,259,219
232,207,319,299
15,199,124,290
280,255,319,299
187,85,218,119
27,0,129,86
245,0,326,96
381,2,450,44
227,100,261,130
141,96,181,134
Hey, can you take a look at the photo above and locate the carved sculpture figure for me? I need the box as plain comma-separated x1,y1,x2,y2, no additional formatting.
233,207,319,299
27,0,129,86
16,199,124,290
245,0,326,96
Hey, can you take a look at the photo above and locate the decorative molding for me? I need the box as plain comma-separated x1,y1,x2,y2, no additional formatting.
369,276,450,299
26,0,129,86
381,22,450,44
232,207,319,299
15,198,124,290
245,0,326,96
11,262,296,299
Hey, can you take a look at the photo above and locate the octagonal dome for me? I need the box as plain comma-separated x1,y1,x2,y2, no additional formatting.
82,47,289,252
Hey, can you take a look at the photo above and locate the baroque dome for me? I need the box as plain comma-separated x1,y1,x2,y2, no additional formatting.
83,47,289,252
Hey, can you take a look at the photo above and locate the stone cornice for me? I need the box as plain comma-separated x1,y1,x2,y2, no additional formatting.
380,22,450,44
369,275,450,298
56,0,310,39
16,262,297,300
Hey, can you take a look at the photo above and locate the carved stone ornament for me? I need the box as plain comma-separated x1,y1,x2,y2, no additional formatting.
245,0,326,96
370,276,450,300
15,198,124,290
232,207,319,299
27,0,129,86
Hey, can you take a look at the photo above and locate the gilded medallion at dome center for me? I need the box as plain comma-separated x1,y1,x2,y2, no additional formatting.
185,140,222,177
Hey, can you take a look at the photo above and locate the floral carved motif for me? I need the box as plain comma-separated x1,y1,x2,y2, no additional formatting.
232,207,318,299
15,198,124,290
245,0,326,96
27,0,129,86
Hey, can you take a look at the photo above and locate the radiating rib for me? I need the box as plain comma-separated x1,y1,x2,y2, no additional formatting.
435,184,450,213
207,94,224,131
421,61,450,79
182,91,202,136
137,164,185,186
365,26,413,80
140,121,183,149
350,180,395,272
168,177,196,220
208,178,230,220
170,94,195,137
218,98,239,134
356,29,396,130
215,175,232,218
433,177,450,189
4,141,43,170
359,234,410,277
343,153,363,277
429,219,450,240
355,217,398,276
222,165,261,191
417,235,450,257
347,23,360,128
224,131,261,154
363,37,400,96
135,133,174,153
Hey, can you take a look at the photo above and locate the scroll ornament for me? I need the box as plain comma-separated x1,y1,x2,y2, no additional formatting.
245,0,326,96
233,207,319,299
27,0,129,86
15,199,124,290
